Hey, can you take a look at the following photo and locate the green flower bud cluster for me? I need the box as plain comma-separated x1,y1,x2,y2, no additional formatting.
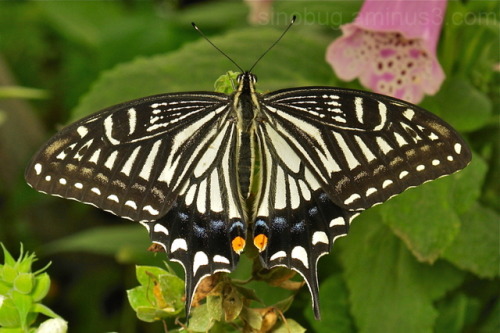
0,244,66,333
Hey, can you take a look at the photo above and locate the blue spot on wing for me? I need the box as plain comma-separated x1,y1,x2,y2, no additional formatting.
291,221,305,233
193,223,206,238
178,212,189,221
210,220,225,230
308,207,318,216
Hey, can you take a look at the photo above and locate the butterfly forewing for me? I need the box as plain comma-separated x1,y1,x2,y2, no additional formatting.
262,87,471,211
25,92,231,222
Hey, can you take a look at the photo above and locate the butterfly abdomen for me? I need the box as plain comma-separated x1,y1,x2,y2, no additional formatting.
236,131,252,199
233,73,262,204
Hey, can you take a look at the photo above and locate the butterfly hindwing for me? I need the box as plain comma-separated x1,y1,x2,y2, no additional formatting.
262,87,471,211
144,120,246,314
25,92,231,222
254,122,358,319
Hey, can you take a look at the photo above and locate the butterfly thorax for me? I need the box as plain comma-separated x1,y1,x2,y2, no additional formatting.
233,72,262,215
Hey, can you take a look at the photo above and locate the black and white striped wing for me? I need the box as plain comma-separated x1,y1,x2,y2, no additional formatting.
144,119,246,314
25,92,247,314
25,92,231,222
262,87,471,211
255,122,357,319
256,87,471,318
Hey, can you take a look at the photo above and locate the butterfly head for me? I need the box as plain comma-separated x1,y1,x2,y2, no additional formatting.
236,72,258,93
237,72,257,84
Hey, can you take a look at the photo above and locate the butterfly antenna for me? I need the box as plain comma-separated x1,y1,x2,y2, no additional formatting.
248,15,296,72
192,22,244,73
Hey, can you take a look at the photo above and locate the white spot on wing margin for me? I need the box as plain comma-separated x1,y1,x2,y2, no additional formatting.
291,246,309,269
193,251,209,275
171,238,188,252
312,231,329,245
34,163,42,175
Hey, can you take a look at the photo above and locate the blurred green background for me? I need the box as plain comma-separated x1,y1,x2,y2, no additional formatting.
0,0,498,332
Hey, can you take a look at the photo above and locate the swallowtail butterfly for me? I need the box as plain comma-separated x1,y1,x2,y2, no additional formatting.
25,18,471,319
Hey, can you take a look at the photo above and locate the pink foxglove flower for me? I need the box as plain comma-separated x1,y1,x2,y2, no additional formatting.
326,0,447,103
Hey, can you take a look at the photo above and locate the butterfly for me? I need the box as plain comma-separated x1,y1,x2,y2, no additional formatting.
25,17,471,319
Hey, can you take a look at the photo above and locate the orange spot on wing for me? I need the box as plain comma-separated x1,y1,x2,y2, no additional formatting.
231,236,246,254
253,234,268,252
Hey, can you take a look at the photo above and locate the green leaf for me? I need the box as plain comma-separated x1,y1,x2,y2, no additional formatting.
126,286,150,312
379,153,485,263
0,328,25,333
43,225,148,257
127,265,184,320
30,303,59,319
1,244,16,267
10,292,32,328
233,284,262,304
157,273,184,312
72,28,332,121
240,306,262,331
304,274,354,333
31,273,50,302
431,78,492,132
442,204,500,278
208,282,245,322
174,0,248,29
207,293,224,322
272,318,306,333
477,298,500,333
127,285,181,322
135,265,170,287
134,306,169,323
187,303,215,332
214,71,240,94
0,297,21,327
379,175,461,263
39,1,128,47
440,1,499,84
435,293,480,333
448,153,488,214
272,295,294,314
339,211,465,333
